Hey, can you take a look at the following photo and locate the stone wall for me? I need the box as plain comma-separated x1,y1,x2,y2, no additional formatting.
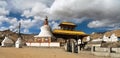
91,46,120,58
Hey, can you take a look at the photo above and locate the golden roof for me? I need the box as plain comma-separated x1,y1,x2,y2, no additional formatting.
53,29,87,36
60,22,76,26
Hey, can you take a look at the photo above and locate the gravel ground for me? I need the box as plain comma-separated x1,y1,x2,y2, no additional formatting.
0,47,109,58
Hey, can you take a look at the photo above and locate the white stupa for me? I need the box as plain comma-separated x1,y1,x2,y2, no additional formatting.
34,16,54,42
102,33,118,42
35,24,53,37
110,33,118,42
15,37,22,48
1,36,14,47
86,36,90,42
102,35,110,42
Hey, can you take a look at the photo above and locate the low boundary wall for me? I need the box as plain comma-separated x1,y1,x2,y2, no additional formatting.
26,42,60,47
91,46,120,58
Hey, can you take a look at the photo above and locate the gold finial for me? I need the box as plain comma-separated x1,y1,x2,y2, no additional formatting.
44,16,48,25
46,16,48,20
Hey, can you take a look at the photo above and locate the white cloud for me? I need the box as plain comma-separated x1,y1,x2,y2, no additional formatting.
20,19,33,28
1,0,120,33
21,10,31,18
0,16,18,25
7,0,37,12
88,19,120,31
20,0,120,25
0,16,9,25
0,8,9,15
34,16,44,20
7,0,54,13
0,16,41,33
0,0,9,16
49,21,60,30
19,18,42,29
22,2,49,18
0,15,43,33
50,0,120,29
0,16,19,32
106,23,120,30
50,0,120,18
88,20,105,28
0,27,8,31
23,28,29,34
9,18,18,25
0,22,2,25
0,0,7,7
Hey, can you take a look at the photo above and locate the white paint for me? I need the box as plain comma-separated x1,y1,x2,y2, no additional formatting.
86,36,90,41
102,33,118,42
26,42,60,47
102,35,109,42
78,39,81,44
34,25,53,37
92,44,101,47
110,33,118,42
49,42,60,47
41,43,49,47
1,36,14,47
15,37,22,48
92,38,102,42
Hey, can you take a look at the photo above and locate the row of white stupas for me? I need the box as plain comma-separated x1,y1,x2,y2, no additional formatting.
86,33,119,42
1,36,22,48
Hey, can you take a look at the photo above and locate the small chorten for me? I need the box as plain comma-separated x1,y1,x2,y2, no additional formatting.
15,22,22,48
1,35,14,47
15,37,22,48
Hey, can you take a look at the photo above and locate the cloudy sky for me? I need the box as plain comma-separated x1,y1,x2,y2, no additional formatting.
0,0,120,34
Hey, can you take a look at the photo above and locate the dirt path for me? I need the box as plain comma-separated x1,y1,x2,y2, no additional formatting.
0,47,109,58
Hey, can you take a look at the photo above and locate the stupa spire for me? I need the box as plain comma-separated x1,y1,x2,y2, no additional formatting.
44,16,48,25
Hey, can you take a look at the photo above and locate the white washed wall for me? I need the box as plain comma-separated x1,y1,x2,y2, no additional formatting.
49,43,60,47
26,42,60,47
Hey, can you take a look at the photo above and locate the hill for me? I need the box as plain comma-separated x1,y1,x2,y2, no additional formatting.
86,29,120,40
0,30,35,45
84,29,120,47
